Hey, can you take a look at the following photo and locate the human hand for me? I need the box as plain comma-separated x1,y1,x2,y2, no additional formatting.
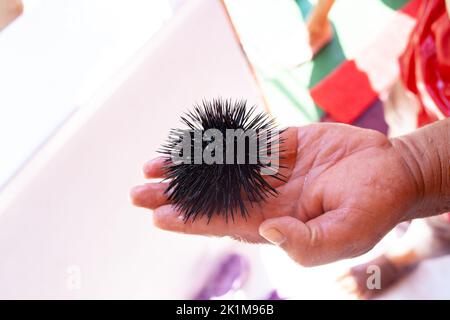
131,123,422,266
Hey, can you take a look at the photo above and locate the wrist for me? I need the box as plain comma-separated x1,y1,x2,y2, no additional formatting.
391,119,450,219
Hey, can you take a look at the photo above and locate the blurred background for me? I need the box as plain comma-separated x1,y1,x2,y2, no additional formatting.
0,0,449,299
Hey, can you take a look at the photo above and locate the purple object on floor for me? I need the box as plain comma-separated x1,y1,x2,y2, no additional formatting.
193,253,249,300
264,289,284,300
321,98,388,135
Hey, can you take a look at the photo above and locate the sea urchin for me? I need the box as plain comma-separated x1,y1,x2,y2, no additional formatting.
159,99,285,222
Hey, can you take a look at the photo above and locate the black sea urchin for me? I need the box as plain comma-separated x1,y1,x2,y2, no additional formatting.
159,99,285,222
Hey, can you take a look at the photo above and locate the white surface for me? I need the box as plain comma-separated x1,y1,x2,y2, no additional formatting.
0,0,269,299
225,0,310,76
0,0,172,188
380,256,450,299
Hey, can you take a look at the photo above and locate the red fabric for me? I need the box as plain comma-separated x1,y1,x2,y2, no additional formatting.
310,61,377,123
402,0,425,17
400,0,450,124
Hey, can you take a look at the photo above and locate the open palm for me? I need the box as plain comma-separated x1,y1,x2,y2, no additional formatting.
131,124,419,266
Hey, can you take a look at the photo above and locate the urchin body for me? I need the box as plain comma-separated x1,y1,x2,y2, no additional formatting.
159,99,285,222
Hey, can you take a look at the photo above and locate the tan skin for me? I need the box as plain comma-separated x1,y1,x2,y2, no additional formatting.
131,119,450,267
0,0,23,31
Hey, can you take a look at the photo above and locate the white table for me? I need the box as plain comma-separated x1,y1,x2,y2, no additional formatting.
0,0,173,188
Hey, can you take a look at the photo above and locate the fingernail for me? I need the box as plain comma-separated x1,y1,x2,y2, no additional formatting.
260,228,286,245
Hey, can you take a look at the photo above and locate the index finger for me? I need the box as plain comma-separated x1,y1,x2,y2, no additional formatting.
152,204,267,244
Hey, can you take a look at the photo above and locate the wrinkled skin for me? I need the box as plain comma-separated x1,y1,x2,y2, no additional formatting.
131,124,420,266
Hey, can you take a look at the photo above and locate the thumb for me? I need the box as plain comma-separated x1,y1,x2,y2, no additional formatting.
259,209,384,266
258,216,312,265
